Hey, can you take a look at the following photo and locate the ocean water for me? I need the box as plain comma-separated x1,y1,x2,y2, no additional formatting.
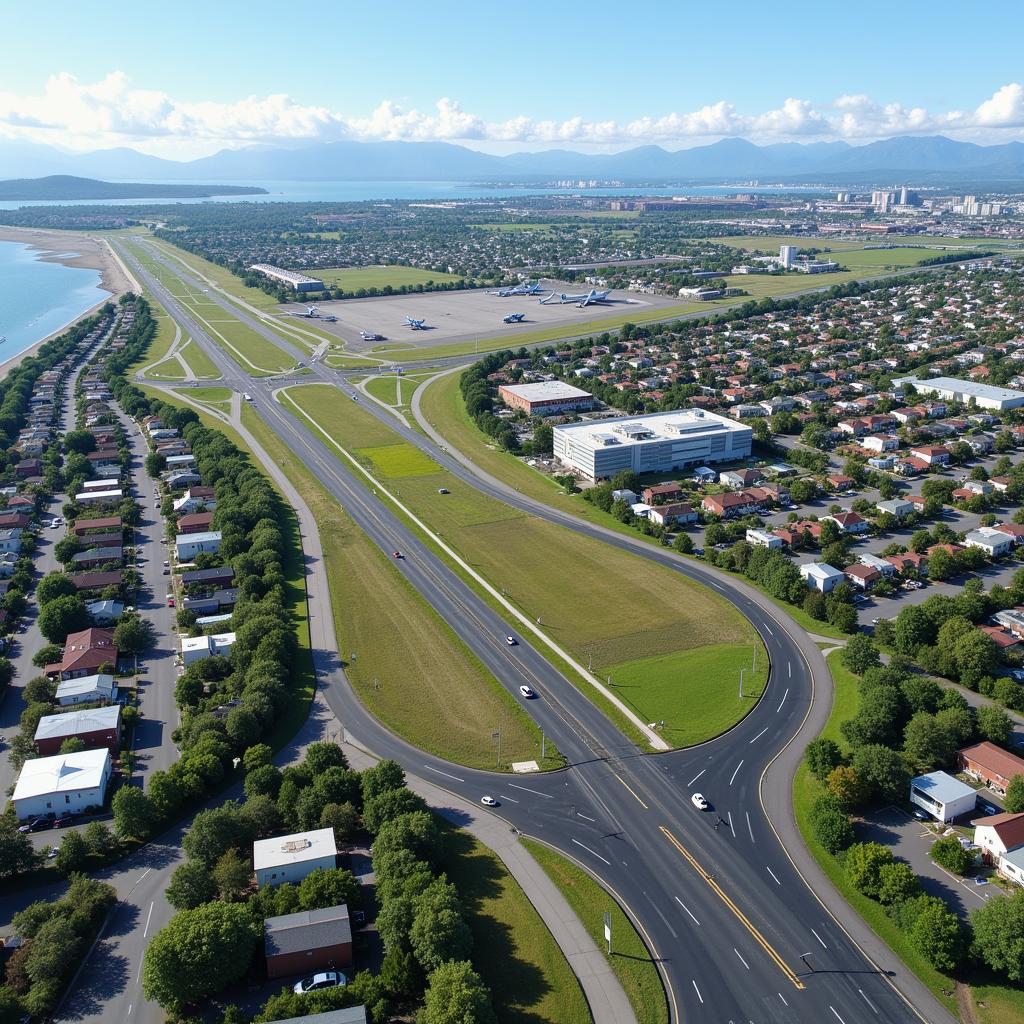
0,240,111,363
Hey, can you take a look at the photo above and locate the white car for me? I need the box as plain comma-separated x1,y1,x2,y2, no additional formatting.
506,636,517,646
293,971,346,995
691,793,709,811
480,796,499,807
519,685,536,699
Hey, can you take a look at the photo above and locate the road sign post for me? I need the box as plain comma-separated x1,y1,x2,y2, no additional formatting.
604,911,612,954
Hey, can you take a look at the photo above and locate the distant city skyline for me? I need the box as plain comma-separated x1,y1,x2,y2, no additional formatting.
3,0,1024,158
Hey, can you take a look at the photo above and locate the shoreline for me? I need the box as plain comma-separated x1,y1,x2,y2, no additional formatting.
0,227,136,377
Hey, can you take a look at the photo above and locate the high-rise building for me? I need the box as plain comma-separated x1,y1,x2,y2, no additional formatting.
779,245,798,269
899,186,909,205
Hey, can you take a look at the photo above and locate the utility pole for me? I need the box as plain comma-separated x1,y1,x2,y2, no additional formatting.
492,728,501,768
540,732,546,761
739,667,745,699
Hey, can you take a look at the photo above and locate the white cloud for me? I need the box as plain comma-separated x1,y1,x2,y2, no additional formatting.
2,73,1024,155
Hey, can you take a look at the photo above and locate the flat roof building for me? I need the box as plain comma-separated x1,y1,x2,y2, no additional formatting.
910,770,977,823
254,827,338,887
181,632,236,665
249,264,325,293
12,748,112,819
553,408,752,482
892,376,1024,412
497,381,596,417
175,531,222,561
34,705,121,757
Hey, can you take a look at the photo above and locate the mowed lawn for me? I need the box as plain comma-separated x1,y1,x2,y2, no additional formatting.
443,826,592,1024
303,264,463,290
356,442,437,477
282,383,764,745
178,338,221,379
240,407,553,771
605,644,768,747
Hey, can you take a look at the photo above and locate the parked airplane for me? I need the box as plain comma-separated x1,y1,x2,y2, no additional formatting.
539,289,612,307
404,317,428,330
502,313,526,324
288,305,337,322
360,330,383,341
494,281,544,297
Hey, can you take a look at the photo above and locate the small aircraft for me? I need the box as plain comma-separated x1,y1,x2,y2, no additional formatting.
494,281,544,297
404,317,427,330
539,288,612,307
289,305,336,322
359,330,383,341
503,313,526,324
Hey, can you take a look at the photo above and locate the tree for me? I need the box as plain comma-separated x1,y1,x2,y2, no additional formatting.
845,842,895,898
373,811,442,866
806,741,844,791
320,802,359,844
673,532,694,555
363,787,428,835
903,712,957,771
303,741,349,776
21,674,55,705
877,861,921,906
894,605,935,656
976,705,1012,747
212,849,251,903
242,743,273,772
927,547,955,582
828,602,858,634
972,889,1024,981
183,805,254,868
142,902,260,1012
37,594,90,644
225,707,261,752
298,867,360,911
841,634,880,676
112,785,158,840
0,820,37,879
812,803,854,854
931,835,973,875
83,821,117,859
851,744,910,803
912,901,964,971
32,644,62,669
421,960,497,1024
826,765,868,810
244,764,282,800
36,572,77,605
361,759,406,805
53,831,90,875
113,614,154,655
166,861,218,911
0,988,26,1024
1005,775,1024,814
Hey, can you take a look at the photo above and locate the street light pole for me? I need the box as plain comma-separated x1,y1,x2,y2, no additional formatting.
739,667,745,699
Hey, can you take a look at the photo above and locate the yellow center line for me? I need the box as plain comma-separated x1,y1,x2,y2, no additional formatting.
614,772,649,809
659,825,805,990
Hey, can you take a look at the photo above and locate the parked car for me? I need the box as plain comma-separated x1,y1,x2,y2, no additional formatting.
52,815,76,829
18,818,52,833
167,596,175,607
691,793,709,811
293,971,346,995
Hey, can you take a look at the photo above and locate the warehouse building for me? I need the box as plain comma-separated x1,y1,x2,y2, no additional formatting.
497,381,596,416
12,748,112,819
553,409,752,481
893,376,1024,412
249,264,325,293
264,905,353,978
34,705,121,756
910,770,977,822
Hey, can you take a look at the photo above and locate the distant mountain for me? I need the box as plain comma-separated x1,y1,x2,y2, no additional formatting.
0,175,267,200
1,134,1023,186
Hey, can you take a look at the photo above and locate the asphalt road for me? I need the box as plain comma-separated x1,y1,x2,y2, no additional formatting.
98,237,957,1024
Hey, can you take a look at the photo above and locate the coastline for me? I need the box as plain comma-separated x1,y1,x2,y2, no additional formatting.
0,227,136,377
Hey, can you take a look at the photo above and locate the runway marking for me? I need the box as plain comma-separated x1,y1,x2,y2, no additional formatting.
674,896,700,925
830,1008,847,1024
143,901,154,939
687,768,705,786
746,811,755,842
767,866,781,885
424,764,465,782
613,772,649,809
508,782,552,799
734,947,750,970
778,992,789,1006
659,825,805,990
777,688,789,712
729,759,744,785
764,624,774,636
812,928,828,948
577,812,596,822
572,838,611,866
859,988,879,1014
692,980,704,1004
727,811,737,838
749,727,769,744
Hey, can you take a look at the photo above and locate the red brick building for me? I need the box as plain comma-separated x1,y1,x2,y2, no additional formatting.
34,705,121,757
960,742,1024,796
264,905,353,979
497,381,595,416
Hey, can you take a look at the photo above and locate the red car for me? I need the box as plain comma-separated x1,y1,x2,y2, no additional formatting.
392,551,403,559
167,596,176,607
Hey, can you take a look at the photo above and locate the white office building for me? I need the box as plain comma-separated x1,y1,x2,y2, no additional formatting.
800,562,845,593
552,409,752,482
12,748,112,819
254,827,338,887
779,245,798,269
181,632,237,665
910,771,977,823
892,376,1024,412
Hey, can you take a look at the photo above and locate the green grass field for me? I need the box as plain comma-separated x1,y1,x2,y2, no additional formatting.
177,338,221,379
282,383,765,747
362,374,418,408
180,386,232,414
303,264,463,290
239,406,556,771
355,442,438,477
443,826,592,1024
522,839,668,1024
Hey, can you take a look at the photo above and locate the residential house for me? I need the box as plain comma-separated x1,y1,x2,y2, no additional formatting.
800,562,845,593
910,445,951,466
964,527,1015,558
12,748,112,819
701,491,759,518
959,742,1024,796
181,632,236,665
647,502,697,527
175,531,222,561
825,511,869,535
55,673,116,707
34,705,121,757
641,484,683,505
876,498,915,520
49,629,117,680
745,529,782,549
718,468,764,490
845,563,881,590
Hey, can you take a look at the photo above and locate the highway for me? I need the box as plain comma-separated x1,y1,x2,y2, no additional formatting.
103,236,957,1023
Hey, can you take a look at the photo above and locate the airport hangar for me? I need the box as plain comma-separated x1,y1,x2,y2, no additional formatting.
277,280,683,352
553,408,753,481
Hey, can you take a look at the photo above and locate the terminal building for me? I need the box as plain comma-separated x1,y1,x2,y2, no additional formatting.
553,409,752,481
892,376,1024,412
249,264,325,293
498,381,596,416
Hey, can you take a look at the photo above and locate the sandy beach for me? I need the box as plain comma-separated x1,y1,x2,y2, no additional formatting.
0,226,139,376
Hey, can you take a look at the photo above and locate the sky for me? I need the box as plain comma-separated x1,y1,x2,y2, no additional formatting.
3,0,1024,158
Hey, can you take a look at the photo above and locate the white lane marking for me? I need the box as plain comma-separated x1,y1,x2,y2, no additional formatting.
692,980,704,1004
424,765,465,782
710,582,726,592
788,661,792,678
143,901,154,939
746,811,755,842
508,782,553,798
764,624,774,636
830,1008,847,1024
777,688,789,712
749,726,769,744
812,927,828,948
500,794,520,803
778,993,789,1006
727,811,737,838
734,947,750,970
687,768,706,786
572,838,611,866
859,988,879,1014
577,812,596,822
729,759,744,785
767,865,782,885
675,896,700,925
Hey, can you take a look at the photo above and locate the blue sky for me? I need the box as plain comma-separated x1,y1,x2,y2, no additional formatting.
3,0,1024,156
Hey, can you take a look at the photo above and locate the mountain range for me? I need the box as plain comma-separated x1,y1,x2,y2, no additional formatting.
1,135,1023,186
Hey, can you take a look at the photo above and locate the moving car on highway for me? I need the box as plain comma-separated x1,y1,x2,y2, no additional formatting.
691,793,709,810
